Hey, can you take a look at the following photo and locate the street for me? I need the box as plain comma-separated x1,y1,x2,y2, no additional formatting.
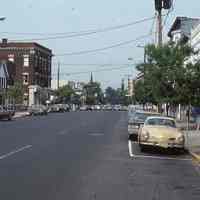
0,111,200,200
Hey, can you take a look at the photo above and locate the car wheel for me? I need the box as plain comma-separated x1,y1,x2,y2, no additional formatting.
8,115,12,121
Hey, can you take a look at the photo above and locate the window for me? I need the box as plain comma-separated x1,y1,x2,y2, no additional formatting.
23,55,29,67
22,73,29,85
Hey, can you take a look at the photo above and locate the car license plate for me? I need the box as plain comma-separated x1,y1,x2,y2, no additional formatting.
168,142,174,147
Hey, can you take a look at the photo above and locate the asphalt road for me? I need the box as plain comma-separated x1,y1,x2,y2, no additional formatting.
0,111,200,200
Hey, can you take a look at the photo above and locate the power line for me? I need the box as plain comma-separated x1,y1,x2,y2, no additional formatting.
54,33,153,57
149,13,157,35
52,63,135,66
8,16,156,42
51,65,134,77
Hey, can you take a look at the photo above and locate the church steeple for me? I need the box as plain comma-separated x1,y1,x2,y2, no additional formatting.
90,72,93,83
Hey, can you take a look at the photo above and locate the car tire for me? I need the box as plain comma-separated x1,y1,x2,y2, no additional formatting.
8,115,12,121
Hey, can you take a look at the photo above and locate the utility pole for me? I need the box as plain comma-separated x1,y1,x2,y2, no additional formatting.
157,8,162,46
57,62,60,89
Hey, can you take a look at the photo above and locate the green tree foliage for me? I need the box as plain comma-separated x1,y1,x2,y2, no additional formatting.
105,87,131,105
56,85,74,103
84,82,103,105
135,43,197,108
7,81,24,104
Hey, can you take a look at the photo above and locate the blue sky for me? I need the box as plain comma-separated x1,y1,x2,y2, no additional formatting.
0,0,199,89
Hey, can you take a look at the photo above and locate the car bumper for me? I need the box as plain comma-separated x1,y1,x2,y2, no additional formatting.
139,141,184,149
128,125,139,135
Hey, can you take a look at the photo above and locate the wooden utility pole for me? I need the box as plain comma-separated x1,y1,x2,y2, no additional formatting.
57,62,60,89
157,8,162,46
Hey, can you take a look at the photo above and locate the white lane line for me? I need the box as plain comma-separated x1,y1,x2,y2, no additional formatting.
128,140,134,157
88,133,104,136
128,140,192,161
0,145,32,160
58,130,68,135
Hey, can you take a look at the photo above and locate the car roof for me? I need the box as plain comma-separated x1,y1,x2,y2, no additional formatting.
146,116,175,121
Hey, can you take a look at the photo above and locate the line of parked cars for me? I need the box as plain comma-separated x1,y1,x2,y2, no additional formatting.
79,104,128,111
128,106,185,152
28,104,70,116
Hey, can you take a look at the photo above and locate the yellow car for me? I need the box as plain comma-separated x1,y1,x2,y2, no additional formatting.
138,116,185,151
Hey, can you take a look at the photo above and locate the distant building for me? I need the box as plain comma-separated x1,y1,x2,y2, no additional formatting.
51,80,68,90
168,17,200,44
0,60,15,104
127,78,134,97
0,39,53,105
190,22,200,63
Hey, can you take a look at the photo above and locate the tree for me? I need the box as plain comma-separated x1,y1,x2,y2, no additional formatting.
84,82,102,105
105,87,119,104
56,85,74,103
7,81,24,104
135,43,195,113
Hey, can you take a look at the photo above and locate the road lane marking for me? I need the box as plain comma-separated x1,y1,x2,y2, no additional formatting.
133,154,192,161
128,140,192,161
88,133,104,136
0,145,32,160
58,130,68,135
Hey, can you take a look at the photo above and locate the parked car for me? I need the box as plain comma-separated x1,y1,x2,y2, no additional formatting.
128,105,144,118
0,105,14,120
28,105,48,116
104,105,113,111
114,105,122,111
49,104,70,113
94,105,101,111
79,105,88,111
138,116,185,152
128,111,160,140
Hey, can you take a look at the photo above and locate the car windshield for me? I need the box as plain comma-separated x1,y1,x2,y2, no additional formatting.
146,118,176,128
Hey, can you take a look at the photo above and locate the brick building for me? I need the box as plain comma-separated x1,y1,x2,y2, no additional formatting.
0,61,16,104
0,39,53,105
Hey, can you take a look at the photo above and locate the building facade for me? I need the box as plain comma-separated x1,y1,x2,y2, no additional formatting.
168,17,200,44
0,39,53,105
190,22,200,63
0,61,15,105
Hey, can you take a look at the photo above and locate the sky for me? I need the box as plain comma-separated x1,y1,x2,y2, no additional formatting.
0,0,199,89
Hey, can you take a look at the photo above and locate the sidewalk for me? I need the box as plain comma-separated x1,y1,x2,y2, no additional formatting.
13,111,29,119
184,130,200,162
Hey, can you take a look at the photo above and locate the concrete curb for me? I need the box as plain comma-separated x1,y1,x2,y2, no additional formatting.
189,151,200,163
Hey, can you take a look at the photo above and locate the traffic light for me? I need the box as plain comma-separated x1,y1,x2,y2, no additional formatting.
163,0,172,9
155,0,162,11
155,0,172,11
